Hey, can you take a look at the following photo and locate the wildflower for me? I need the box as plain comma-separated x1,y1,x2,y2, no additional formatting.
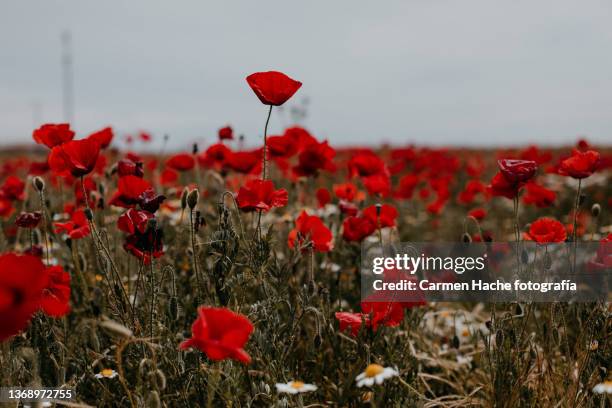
95,369,118,379
348,151,388,178
334,182,358,202
267,134,298,159
362,174,391,197
117,158,144,177
394,174,420,200
355,364,398,387
315,188,331,208
236,179,288,212
246,71,302,106
288,211,333,252
218,125,233,141
117,208,154,235
363,204,398,228
33,123,75,148
558,149,600,179
40,265,71,317
522,182,556,208
524,217,567,243
15,211,43,229
49,138,101,177
225,150,262,175
498,159,537,183
0,253,50,341
275,381,318,394
198,143,232,170
166,153,196,172
180,306,254,364
0,176,26,201
592,380,612,394
342,216,376,242
87,126,114,149
54,210,91,239
123,226,164,265
468,208,486,221
292,140,336,177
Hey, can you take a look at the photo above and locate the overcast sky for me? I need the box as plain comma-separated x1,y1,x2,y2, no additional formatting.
1,0,611,150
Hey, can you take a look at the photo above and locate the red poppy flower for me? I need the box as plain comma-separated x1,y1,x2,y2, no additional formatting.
48,138,101,177
342,216,376,242
360,300,404,329
225,150,261,175
15,211,42,229
88,127,114,149
29,160,50,175
246,71,302,106
362,174,391,197
288,211,333,252
54,209,91,239
109,176,152,208
198,143,232,170
498,159,537,183
139,132,152,142
166,153,196,172
558,149,600,179
160,169,179,186
315,188,331,208
348,151,388,178
284,126,318,150
488,172,522,200
236,179,288,212
0,253,50,341
333,182,358,202
0,176,25,201
293,141,336,177
468,208,487,221
458,180,486,205
394,174,420,200
267,134,298,159
117,159,144,178
180,306,254,364
218,126,233,141
40,265,71,317
123,226,163,265
334,312,370,337
522,182,556,208
524,217,567,243
363,204,398,228
33,123,75,148
588,233,612,270
0,199,14,218
339,200,359,216
118,208,154,235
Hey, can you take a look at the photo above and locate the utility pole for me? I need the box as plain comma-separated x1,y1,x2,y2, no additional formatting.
61,30,74,124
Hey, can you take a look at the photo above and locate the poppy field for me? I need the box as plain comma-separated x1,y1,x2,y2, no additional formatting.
0,71,611,407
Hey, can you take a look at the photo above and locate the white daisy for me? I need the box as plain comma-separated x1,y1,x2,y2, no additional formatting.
356,364,398,387
95,368,118,379
24,403,51,408
593,380,612,394
275,380,318,394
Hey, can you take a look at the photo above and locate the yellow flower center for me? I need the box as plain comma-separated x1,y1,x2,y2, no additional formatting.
290,381,305,389
462,329,470,337
101,369,114,377
364,364,384,378
95,274,103,282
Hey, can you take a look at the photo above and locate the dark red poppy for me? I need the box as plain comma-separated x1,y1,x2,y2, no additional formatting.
293,141,336,177
558,149,600,179
139,132,152,142
0,176,25,201
0,253,50,341
123,226,163,265
218,126,233,141
48,138,101,177
315,188,331,208
180,306,254,364
118,208,154,235
15,211,42,229
29,160,50,175
488,172,521,200
498,159,537,183
342,216,376,242
246,71,302,106
288,211,333,252
40,265,71,317
363,204,398,228
54,210,91,239
166,153,196,172
524,217,567,243
522,182,556,208
88,127,114,149
33,123,75,148
236,179,288,212
339,200,359,216
109,176,152,208
333,182,358,202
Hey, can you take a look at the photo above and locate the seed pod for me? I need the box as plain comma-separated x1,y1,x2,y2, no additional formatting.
180,188,188,210
451,334,460,349
168,297,180,320
33,176,45,192
99,319,133,339
145,391,161,408
154,369,167,390
187,189,199,210
579,193,586,206
84,208,94,221
591,203,601,218
515,303,523,316
192,143,199,154
462,232,472,243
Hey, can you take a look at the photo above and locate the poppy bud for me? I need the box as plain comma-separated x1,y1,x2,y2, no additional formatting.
462,232,472,243
84,208,94,221
192,143,199,154
33,176,45,192
579,193,586,206
145,391,161,408
187,189,199,210
375,203,382,217
180,187,188,210
451,334,460,349
521,250,529,264
591,203,601,218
